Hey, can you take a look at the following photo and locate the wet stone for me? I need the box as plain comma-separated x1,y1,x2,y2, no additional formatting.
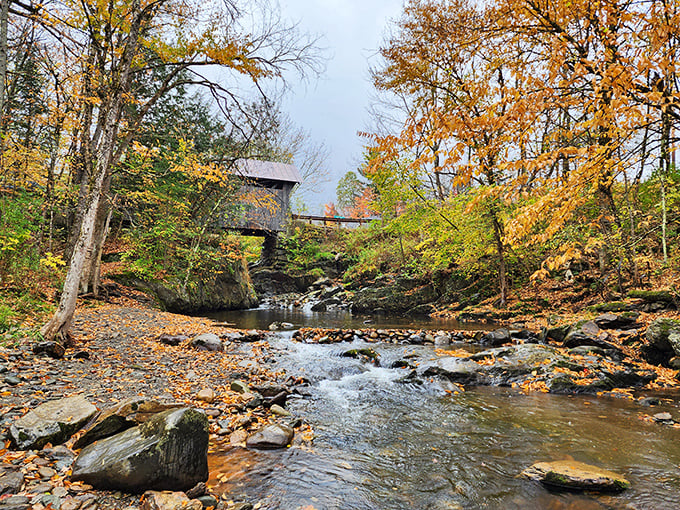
246,423,294,449
653,412,674,423
638,397,660,407
522,460,630,492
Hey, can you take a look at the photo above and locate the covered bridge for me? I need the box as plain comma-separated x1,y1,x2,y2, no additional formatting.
233,159,302,236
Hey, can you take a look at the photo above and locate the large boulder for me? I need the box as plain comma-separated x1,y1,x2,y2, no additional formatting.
74,399,183,449
594,312,640,330
113,257,257,313
522,460,630,492
646,318,680,354
479,328,511,346
71,408,209,493
417,344,656,394
350,276,439,315
191,333,223,352
10,395,97,450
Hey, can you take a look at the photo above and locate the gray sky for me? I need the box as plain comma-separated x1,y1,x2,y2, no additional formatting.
279,0,404,214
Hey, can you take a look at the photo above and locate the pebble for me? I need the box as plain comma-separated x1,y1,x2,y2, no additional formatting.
38,467,57,479
270,404,291,417
3,375,21,386
196,388,216,403
230,380,249,394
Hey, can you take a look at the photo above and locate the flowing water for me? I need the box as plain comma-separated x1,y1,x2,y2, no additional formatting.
208,313,680,510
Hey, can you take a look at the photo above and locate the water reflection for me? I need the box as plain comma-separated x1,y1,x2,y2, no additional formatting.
202,306,492,331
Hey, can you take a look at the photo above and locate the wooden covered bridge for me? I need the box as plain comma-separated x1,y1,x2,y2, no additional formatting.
233,158,303,236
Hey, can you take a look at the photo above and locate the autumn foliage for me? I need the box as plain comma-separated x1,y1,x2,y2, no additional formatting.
360,0,680,303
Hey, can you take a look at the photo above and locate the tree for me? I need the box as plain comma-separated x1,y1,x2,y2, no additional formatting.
19,0,321,341
368,0,680,302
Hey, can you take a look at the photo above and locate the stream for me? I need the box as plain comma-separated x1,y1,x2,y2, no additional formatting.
207,310,680,510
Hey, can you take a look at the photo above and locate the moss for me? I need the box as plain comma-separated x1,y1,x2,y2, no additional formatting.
614,479,631,490
588,301,629,313
628,290,675,303
342,348,380,365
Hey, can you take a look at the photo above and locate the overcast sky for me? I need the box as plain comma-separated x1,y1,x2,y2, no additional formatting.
278,0,404,214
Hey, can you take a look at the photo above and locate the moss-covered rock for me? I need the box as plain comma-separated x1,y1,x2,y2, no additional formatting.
114,258,257,313
71,408,209,493
646,318,680,354
10,395,97,450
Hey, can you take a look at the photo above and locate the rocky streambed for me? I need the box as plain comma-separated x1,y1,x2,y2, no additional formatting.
2,303,680,510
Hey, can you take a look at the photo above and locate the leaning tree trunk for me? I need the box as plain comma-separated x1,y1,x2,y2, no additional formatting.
40,156,109,341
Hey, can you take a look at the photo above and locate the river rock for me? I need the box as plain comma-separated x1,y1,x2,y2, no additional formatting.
195,388,216,403
158,334,187,346
543,324,571,343
562,321,600,346
3,375,20,386
231,380,250,394
246,424,294,449
10,395,97,450
32,341,66,359
0,495,30,510
74,399,184,449
197,495,219,508
270,404,291,417
268,321,295,331
521,460,630,492
0,471,24,495
419,344,655,394
646,318,680,354
71,408,209,493
653,412,674,423
434,334,451,347
421,358,482,384
479,328,510,346
594,312,640,330
141,491,202,510
191,333,223,352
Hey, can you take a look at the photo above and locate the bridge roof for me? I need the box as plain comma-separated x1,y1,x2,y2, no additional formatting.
235,159,302,184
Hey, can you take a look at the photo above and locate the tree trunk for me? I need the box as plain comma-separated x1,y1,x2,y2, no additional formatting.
42,0,143,339
0,0,8,161
490,204,507,307
40,163,108,341
80,175,112,294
